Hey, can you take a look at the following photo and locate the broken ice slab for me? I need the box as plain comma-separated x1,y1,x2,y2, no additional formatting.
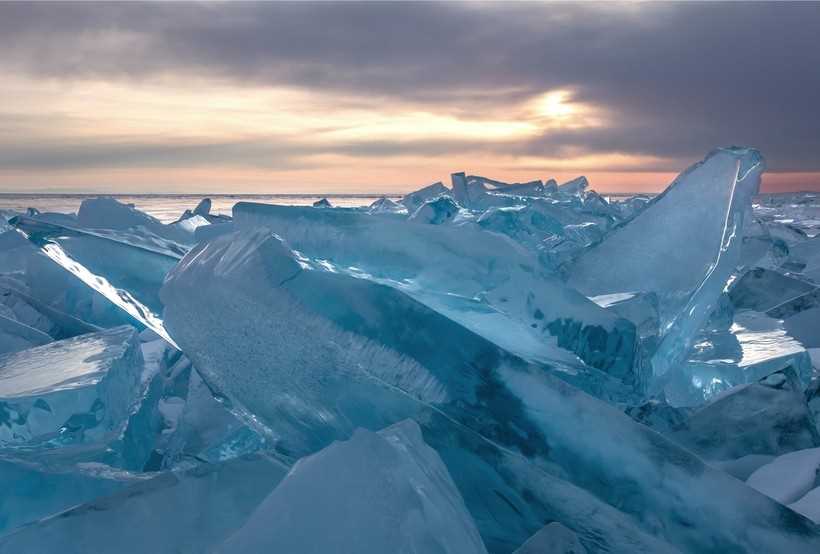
10,215,179,347
0,311,51,355
0,454,288,552
368,196,407,215
220,421,488,554
729,267,816,312
570,147,765,383
0,458,142,535
747,447,820,505
766,287,820,349
0,326,144,455
401,181,451,211
663,310,813,406
161,229,820,552
669,367,820,461
786,234,820,282
161,370,266,467
77,197,191,245
231,201,642,390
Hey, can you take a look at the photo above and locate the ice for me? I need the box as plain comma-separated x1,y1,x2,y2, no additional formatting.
230,202,642,391
669,367,820,460
401,181,451,211
766,287,820,349
220,420,488,554
160,228,820,552
368,196,406,215
312,197,333,208
571,148,764,387
11,215,181,346
0,311,51,355
557,176,588,196
468,175,548,198
666,309,814,406
193,198,211,216
408,195,462,224
747,448,820,505
788,235,820,282
729,267,815,312
78,197,190,244
791,486,820,524
0,454,288,552
0,459,141,535
0,326,145,455
713,454,776,481
513,522,587,554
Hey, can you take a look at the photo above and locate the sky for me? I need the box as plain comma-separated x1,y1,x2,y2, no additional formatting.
0,1,819,194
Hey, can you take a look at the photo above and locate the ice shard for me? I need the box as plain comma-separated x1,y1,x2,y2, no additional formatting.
11,215,180,346
220,420,488,554
231,202,641,390
569,147,765,384
160,228,820,552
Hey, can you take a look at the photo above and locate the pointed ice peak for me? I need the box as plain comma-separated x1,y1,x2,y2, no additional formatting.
193,198,212,216
559,176,588,195
312,198,332,208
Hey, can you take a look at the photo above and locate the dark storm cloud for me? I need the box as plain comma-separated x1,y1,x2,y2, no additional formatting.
1,1,819,171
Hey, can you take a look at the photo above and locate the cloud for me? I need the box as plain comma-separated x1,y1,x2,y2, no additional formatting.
0,1,818,179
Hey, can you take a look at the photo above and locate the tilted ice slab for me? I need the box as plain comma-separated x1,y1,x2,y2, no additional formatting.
570,147,764,382
161,229,820,552
221,420,488,554
11,215,180,347
0,326,144,455
232,201,641,389
0,454,288,552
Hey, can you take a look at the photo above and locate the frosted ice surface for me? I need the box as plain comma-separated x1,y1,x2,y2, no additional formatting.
747,448,820,505
160,228,820,552
0,454,288,553
513,522,587,554
220,420,488,554
0,326,144,453
231,202,641,388
570,147,764,383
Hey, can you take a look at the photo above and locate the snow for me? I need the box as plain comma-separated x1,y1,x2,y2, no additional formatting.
747,448,820,504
